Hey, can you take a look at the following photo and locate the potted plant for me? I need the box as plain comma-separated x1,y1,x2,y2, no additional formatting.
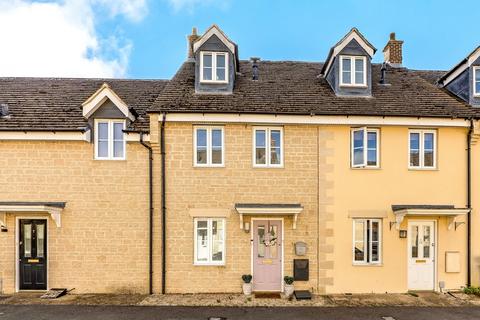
242,274,253,295
284,276,294,298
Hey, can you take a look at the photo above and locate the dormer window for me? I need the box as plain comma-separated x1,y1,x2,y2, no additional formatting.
95,119,126,160
474,66,480,96
200,51,228,83
340,55,367,87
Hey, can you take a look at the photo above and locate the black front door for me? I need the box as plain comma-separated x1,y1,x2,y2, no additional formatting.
19,219,47,290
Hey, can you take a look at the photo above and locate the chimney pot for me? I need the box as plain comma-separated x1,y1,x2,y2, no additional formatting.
250,57,260,80
383,32,403,67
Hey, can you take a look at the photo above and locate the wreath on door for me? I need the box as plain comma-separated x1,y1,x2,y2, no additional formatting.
263,227,277,247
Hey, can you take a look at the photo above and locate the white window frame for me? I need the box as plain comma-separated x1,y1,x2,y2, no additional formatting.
352,219,382,265
193,218,226,266
252,127,284,168
339,55,367,87
199,51,229,84
351,127,379,168
94,119,126,160
474,66,480,96
193,126,225,167
408,129,437,170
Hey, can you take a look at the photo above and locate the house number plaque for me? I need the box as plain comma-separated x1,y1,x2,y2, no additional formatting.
262,259,273,265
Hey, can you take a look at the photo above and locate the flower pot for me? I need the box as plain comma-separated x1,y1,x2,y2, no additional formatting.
284,284,294,298
242,283,252,295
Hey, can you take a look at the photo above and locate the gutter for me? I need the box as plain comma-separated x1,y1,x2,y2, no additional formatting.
140,132,154,295
467,119,473,287
160,112,167,294
0,128,87,132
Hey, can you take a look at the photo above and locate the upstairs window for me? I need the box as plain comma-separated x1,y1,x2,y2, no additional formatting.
474,67,480,96
353,219,382,264
194,126,224,167
409,130,436,169
200,51,228,83
95,119,125,160
351,128,379,168
253,127,283,168
340,55,367,86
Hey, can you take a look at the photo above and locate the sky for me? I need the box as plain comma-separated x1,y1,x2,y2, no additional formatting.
0,0,478,79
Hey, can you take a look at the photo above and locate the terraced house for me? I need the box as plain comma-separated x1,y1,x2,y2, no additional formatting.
1,25,480,296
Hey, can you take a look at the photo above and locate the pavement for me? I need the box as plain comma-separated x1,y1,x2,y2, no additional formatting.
3,291,480,307
1,305,480,320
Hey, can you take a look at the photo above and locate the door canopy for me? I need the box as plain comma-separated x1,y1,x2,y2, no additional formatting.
0,202,66,228
235,203,303,229
391,205,469,230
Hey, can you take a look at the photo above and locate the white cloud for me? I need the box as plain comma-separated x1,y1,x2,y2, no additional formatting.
0,0,148,78
167,0,228,13
95,0,148,22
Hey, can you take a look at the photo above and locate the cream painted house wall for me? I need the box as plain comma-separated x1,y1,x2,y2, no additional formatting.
317,125,468,293
470,129,480,288
0,141,151,294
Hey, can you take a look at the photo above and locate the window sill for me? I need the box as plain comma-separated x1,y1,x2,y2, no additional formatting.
200,80,229,84
193,164,225,168
339,84,368,88
352,263,383,267
253,165,285,169
193,262,226,267
94,158,126,161
351,166,381,170
408,167,438,171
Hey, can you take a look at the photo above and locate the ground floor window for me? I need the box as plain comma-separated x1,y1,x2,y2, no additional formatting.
353,219,381,264
194,218,225,265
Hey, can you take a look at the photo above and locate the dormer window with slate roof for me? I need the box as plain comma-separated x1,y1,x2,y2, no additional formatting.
82,83,135,160
187,25,239,94
321,28,376,97
439,46,480,107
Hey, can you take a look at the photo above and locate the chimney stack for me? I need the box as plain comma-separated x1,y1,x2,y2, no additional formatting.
383,32,404,67
187,27,200,60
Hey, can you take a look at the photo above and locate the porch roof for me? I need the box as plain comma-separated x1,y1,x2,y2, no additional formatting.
234,203,303,229
391,204,469,230
0,201,66,228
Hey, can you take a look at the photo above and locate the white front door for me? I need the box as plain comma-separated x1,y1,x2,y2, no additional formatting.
408,221,435,290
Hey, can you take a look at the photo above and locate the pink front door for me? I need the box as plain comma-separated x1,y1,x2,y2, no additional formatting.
252,220,282,291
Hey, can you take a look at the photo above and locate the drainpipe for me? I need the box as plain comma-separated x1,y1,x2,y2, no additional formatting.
467,119,473,287
140,132,154,295
160,113,167,294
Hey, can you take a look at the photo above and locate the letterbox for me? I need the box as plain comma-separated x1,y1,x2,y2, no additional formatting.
294,259,309,281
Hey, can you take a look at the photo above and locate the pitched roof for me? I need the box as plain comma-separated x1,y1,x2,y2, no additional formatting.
438,46,480,85
409,69,445,85
152,60,478,118
0,78,168,131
